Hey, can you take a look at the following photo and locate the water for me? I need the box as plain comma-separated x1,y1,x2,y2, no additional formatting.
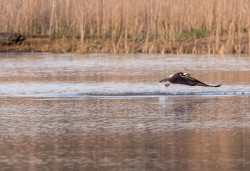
0,53,250,171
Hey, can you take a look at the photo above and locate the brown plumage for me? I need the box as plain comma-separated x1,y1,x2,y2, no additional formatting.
159,72,221,87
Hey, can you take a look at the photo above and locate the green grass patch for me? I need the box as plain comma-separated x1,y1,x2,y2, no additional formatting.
177,28,207,40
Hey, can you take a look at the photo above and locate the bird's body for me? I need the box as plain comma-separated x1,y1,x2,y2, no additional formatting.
159,72,221,87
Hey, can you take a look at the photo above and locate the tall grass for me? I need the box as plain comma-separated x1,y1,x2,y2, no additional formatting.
1,0,250,54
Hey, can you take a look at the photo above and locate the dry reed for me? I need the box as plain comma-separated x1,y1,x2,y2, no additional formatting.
0,0,250,54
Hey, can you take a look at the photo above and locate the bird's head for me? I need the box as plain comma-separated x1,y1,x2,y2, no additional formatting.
179,72,190,77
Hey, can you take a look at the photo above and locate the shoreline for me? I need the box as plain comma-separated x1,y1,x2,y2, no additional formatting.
0,35,249,55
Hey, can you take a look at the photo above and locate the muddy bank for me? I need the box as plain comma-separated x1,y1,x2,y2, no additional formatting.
0,35,249,54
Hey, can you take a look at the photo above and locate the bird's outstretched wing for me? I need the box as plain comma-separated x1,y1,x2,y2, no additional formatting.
179,74,199,86
182,74,221,87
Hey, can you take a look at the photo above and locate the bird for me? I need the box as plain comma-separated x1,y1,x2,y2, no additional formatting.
159,72,221,87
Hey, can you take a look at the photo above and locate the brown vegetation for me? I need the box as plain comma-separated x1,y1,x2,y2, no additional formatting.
0,0,250,54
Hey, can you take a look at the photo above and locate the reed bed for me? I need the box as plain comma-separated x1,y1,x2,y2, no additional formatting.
0,0,250,54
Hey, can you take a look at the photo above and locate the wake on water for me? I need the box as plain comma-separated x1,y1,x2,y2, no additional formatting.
0,82,250,97
77,83,250,97
0,82,249,97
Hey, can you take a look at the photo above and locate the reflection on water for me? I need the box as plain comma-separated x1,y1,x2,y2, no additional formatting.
0,53,250,171
0,96,250,171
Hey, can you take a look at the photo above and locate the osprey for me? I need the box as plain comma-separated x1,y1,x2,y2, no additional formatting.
159,72,221,87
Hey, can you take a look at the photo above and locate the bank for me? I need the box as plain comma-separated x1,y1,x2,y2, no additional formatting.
0,33,249,55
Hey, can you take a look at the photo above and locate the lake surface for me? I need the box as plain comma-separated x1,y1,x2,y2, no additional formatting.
0,53,249,171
